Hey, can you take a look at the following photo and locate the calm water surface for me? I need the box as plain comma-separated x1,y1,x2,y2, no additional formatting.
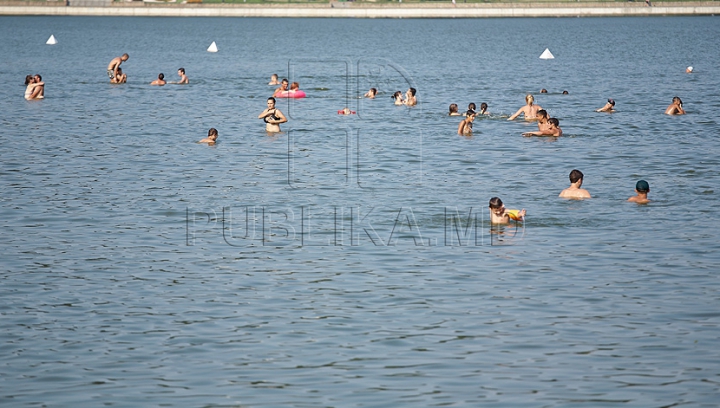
1,16,720,407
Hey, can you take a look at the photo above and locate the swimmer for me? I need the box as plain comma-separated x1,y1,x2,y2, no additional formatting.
392,91,404,106
686,66,693,74
289,81,300,94
562,90,569,95
489,197,526,225
111,67,127,84
448,103,461,116
107,53,129,82
540,88,548,94
559,169,591,199
523,117,562,137
665,96,685,115
273,78,289,97
175,68,189,84
268,73,280,85
24,74,44,100
596,98,615,113
150,73,166,86
508,94,542,120
479,102,489,115
198,128,218,144
628,180,650,204
258,97,287,133
404,88,417,106
364,88,378,99
457,111,476,135
536,109,549,131
463,103,476,116
339,107,355,115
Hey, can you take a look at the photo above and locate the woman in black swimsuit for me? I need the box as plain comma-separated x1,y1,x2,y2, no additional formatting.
258,97,287,133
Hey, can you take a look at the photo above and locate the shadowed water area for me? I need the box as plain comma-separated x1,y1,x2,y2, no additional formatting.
1,15,719,407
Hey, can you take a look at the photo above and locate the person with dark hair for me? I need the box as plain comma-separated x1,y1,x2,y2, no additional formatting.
176,68,189,84
107,53,129,82
150,73,166,86
273,78,289,97
24,74,44,100
258,97,287,133
199,128,218,145
457,111,475,135
448,103,461,116
628,180,651,204
392,91,404,106
479,102,489,115
404,87,417,106
596,99,615,112
489,197,526,224
559,169,591,199
364,88,377,99
111,67,127,84
665,96,685,115
523,117,562,137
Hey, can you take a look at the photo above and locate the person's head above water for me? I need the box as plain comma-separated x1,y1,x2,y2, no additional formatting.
449,103,458,114
392,91,402,100
408,87,416,96
178,68,185,75
636,180,650,193
608,98,615,106
468,103,476,111
548,118,560,127
489,197,503,210
537,109,548,120
207,128,218,141
672,96,683,105
158,73,164,80
121,53,129,61
25,74,34,85
569,169,584,184
526,94,535,104
540,89,548,94
480,102,488,113
290,82,299,91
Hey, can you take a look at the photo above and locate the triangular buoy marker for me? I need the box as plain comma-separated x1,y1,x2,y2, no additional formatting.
207,41,218,53
539,48,554,59
46,35,57,45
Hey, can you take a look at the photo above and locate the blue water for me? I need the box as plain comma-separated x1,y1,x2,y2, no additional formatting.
1,16,720,407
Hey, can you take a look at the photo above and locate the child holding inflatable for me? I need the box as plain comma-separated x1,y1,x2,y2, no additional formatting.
489,197,526,224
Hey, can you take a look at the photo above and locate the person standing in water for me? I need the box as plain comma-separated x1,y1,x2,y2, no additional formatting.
665,96,685,115
508,94,542,120
107,53,129,82
258,97,287,133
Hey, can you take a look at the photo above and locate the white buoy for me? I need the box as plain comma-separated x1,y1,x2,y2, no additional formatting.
46,35,57,45
207,41,218,53
539,48,554,60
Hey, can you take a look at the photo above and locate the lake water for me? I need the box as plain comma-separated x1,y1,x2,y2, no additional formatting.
2,15,720,407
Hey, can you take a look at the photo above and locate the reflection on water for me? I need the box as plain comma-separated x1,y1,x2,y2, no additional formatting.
1,15,720,407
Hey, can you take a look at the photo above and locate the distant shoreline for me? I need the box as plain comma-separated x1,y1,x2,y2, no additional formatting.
2,1,720,17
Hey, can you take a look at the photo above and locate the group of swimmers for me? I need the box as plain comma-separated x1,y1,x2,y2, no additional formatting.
105,53,189,86
491,169,652,225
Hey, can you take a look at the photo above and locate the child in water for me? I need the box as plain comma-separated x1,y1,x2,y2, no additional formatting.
628,180,650,204
199,128,218,144
489,197,526,224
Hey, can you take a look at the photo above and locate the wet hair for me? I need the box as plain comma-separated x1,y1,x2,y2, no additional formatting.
562,90,569,95
540,88,548,93
468,103,476,111
178,68,185,74
480,102,488,113
290,82,299,91
489,197,503,209
673,96,683,105
267,97,276,104
25,74,33,85
448,103,458,114
465,110,476,118
569,169,584,184
392,91,402,100
636,180,650,193
121,53,129,59
608,98,615,106
408,87,416,96
34,74,42,81
208,128,218,138
282,78,289,84
548,118,560,127
526,94,534,104
537,109,548,119
369,87,377,95
158,73,164,80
